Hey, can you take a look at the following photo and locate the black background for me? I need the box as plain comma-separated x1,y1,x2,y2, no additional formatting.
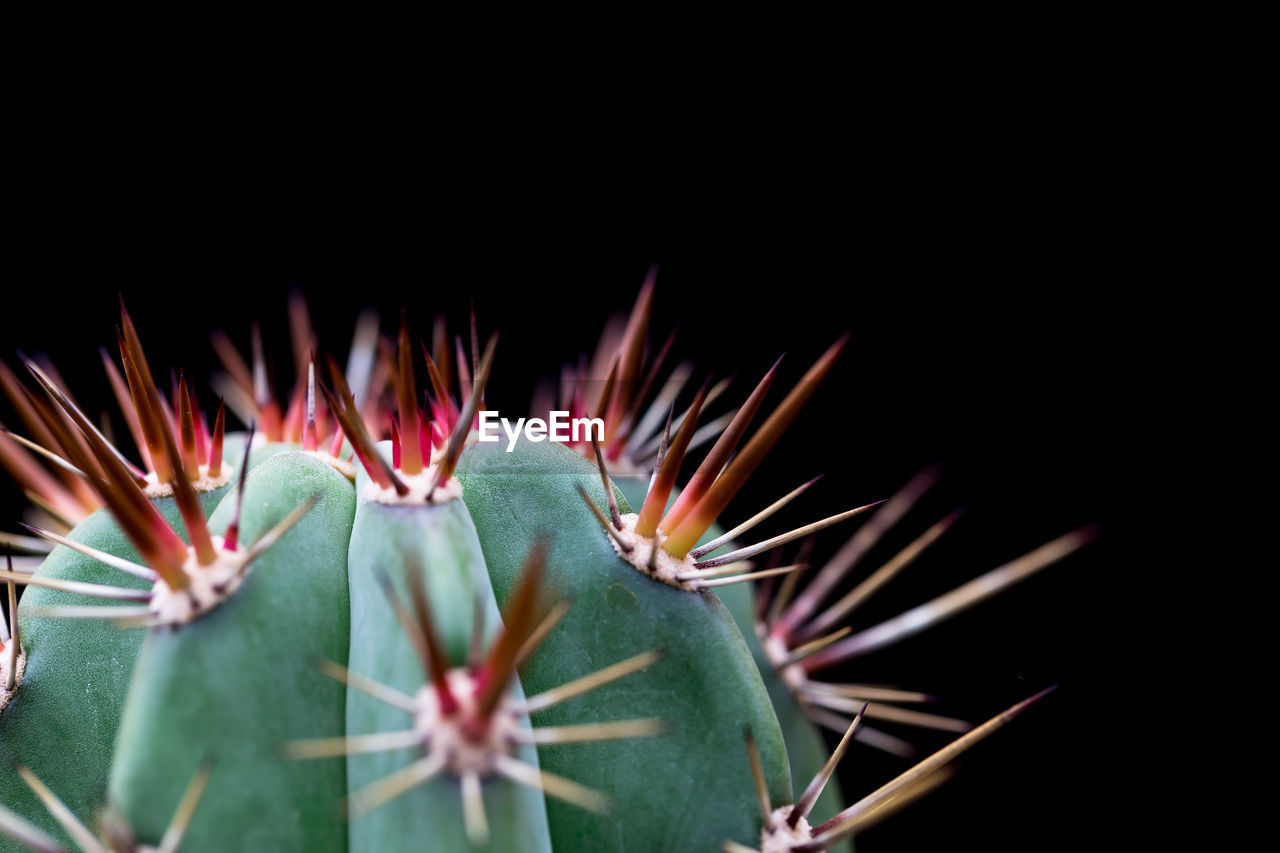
3,198,1130,851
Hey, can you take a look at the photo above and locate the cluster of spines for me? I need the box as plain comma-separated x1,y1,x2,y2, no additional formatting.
0,300,233,544
283,545,665,846
323,311,495,499
0,303,318,629
724,687,1055,852
579,322,880,598
563,272,1099,831
0,279,1100,852
0,759,212,853
745,465,1099,758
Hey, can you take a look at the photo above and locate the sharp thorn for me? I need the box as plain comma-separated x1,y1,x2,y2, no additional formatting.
803,708,918,759
789,702,867,827
0,429,88,481
778,465,943,636
0,532,53,555
492,754,613,815
574,483,634,553
796,506,965,643
239,492,320,572
801,694,972,733
19,605,154,622
590,436,623,530
279,730,423,760
802,527,1100,671
693,563,810,590
777,626,853,668
809,688,1057,846
461,771,490,846
797,683,937,704
688,475,824,560
516,599,571,670
742,727,774,830
0,801,69,853
514,718,669,746
0,569,151,602
14,763,111,853
663,337,848,557
17,522,156,581
524,650,662,714
309,657,418,713
155,758,215,853
342,753,448,820
694,501,883,570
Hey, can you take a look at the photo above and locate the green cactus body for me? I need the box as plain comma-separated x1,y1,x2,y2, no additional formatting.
455,437,791,852
106,452,355,852
611,475,852,853
345,445,552,853
219,431,304,472
0,487,230,853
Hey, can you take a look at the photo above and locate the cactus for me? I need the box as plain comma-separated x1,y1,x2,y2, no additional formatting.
0,278,1098,852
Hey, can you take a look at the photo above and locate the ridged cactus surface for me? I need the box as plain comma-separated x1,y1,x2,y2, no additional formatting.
0,282,1098,853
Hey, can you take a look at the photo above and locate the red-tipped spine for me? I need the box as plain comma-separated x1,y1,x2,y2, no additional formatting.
586,356,619,452
455,336,471,400
635,378,709,538
207,399,226,479
177,373,201,476
608,325,677,460
321,384,406,495
406,568,459,716
0,434,85,524
604,269,655,445
27,363,190,587
660,356,780,534
223,425,254,552
119,297,162,410
421,342,459,433
117,299,172,478
98,346,153,472
473,542,547,725
663,336,848,558
117,326,173,483
0,361,91,497
431,334,497,489
397,312,424,475
149,380,218,567
189,383,210,465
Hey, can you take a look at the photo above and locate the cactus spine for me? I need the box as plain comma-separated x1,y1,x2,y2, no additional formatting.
0,284,1095,853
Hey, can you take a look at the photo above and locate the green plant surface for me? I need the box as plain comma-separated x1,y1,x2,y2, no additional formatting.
456,437,791,852
612,475,852,853
345,445,552,853
106,452,354,853
0,486,229,853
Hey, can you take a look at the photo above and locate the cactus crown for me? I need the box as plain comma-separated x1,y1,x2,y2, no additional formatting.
0,277,1098,853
